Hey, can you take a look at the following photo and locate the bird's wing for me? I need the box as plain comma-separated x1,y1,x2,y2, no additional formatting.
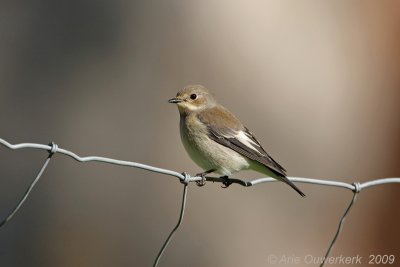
197,106,306,197
197,107,286,176
209,126,286,176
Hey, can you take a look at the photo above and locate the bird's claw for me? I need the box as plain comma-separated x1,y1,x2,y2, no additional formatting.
195,173,207,187
221,176,232,188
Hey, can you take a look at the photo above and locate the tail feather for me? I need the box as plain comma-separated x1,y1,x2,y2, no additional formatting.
264,167,306,197
276,173,306,197
251,161,306,197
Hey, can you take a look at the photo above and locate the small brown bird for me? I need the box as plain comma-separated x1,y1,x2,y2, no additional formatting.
168,85,305,197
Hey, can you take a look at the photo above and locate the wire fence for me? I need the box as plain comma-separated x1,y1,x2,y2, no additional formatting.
0,137,399,267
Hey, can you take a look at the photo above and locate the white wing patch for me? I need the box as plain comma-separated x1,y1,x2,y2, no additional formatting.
235,131,262,153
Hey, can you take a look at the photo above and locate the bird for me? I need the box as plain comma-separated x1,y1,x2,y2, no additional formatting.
168,85,305,197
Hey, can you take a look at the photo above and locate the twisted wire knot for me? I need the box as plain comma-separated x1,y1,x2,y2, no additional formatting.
180,172,191,185
48,142,59,155
352,182,361,193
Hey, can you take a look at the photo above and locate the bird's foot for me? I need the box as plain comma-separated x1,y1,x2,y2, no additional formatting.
221,176,233,188
195,172,207,187
195,169,215,187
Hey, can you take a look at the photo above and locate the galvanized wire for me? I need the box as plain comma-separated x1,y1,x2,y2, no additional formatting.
1,138,399,266
319,185,360,267
0,144,56,227
153,183,188,267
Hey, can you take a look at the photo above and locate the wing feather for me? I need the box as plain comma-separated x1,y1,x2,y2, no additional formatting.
207,126,286,176
196,107,286,176
197,107,305,197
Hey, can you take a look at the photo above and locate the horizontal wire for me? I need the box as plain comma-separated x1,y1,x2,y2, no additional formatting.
0,138,185,180
1,138,399,191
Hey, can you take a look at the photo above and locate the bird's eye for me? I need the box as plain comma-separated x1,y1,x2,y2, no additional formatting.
190,94,197,100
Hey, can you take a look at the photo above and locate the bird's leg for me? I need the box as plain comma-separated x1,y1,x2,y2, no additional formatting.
220,176,233,188
195,169,214,187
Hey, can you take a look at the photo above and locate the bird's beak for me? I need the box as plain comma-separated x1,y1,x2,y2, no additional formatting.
168,97,182,104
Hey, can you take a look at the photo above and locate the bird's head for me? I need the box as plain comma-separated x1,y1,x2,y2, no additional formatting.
168,85,216,115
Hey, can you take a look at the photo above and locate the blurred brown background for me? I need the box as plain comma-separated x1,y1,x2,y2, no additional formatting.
1,1,399,266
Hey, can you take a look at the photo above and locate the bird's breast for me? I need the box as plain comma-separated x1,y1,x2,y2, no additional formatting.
179,115,212,168
179,114,250,175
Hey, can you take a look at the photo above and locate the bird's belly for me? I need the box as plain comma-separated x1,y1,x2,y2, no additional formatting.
180,123,249,175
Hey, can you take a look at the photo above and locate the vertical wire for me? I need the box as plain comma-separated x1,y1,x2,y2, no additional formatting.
0,153,54,228
319,190,359,267
153,183,188,267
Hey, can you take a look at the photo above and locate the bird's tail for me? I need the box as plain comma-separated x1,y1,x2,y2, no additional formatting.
275,172,306,197
261,167,306,197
